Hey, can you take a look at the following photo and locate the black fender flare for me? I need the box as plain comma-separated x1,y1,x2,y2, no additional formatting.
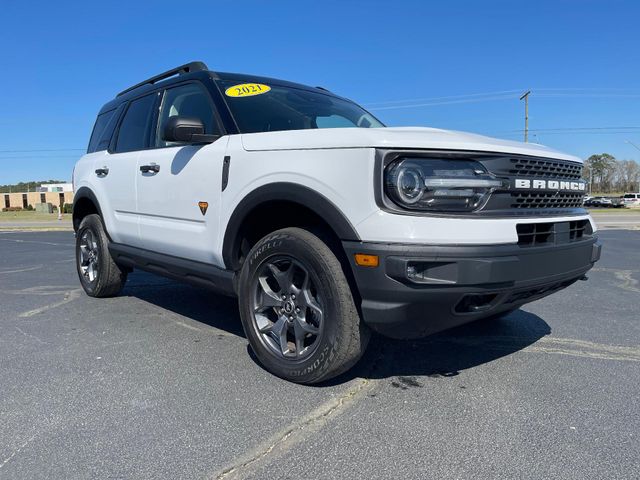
72,186,104,232
222,183,361,270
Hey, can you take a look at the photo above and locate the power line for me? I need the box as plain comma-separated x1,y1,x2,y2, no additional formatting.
0,148,84,153
535,93,640,98
367,94,521,111
364,90,523,107
499,131,640,136
502,126,640,133
364,88,640,107
533,87,640,92
364,88,640,111
0,155,82,160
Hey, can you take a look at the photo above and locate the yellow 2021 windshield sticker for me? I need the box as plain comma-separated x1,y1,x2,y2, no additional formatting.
225,83,271,97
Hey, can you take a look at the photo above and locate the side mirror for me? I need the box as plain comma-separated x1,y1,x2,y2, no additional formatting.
162,116,219,143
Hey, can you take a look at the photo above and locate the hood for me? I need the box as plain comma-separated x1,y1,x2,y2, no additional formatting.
241,126,582,163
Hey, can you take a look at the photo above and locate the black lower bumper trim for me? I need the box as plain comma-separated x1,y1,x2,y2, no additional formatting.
342,237,601,339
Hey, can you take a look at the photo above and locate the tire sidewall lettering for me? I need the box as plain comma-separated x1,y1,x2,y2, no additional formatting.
249,237,284,266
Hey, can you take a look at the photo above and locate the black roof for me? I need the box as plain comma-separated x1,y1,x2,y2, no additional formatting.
98,61,342,115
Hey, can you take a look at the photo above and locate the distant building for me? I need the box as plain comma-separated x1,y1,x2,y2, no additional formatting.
3,183,74,210
38,183,73,193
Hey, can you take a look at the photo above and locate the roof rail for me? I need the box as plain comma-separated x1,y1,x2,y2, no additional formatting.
116,61,209,97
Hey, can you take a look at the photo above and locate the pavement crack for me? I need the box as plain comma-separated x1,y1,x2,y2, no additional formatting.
14,326,48,345
19,288,82,318
613,270,640,293
0,265,44,275
0,433,37,470
213,378,374,480
431,335,640,362
592,267,640,292
526,336,640,362
0,237,72,247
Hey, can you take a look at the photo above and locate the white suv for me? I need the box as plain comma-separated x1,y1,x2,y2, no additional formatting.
622,193,640,206
73,62,601,383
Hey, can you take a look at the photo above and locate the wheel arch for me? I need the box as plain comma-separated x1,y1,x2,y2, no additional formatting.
72,187,103,232
222,183,361,271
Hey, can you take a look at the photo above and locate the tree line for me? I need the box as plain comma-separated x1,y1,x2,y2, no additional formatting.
0,180,67,194
583,154,640,194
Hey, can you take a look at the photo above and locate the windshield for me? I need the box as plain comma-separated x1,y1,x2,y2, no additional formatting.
217,79,384,134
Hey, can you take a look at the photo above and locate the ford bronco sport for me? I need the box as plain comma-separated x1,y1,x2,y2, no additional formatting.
73,61,601,384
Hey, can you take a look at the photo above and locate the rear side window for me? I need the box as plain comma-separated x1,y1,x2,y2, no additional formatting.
114,94,157,153
87,110,115,153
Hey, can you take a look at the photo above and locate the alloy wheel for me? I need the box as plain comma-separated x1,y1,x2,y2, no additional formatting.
79,229,99,283
251,256,324,360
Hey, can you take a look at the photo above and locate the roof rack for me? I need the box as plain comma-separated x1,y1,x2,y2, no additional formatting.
116,61,209,97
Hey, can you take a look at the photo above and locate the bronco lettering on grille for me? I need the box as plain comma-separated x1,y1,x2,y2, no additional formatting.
514,179,586,191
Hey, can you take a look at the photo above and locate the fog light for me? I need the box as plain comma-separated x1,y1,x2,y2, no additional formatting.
406,264,420,281
406,261,457,284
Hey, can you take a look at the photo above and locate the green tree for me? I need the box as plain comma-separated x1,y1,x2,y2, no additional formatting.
584,153,616,193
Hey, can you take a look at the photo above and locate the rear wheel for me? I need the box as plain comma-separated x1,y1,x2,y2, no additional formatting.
238,227,369,384
76,214,127,297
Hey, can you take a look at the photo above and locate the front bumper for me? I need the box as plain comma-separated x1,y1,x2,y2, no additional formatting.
343,237,601,339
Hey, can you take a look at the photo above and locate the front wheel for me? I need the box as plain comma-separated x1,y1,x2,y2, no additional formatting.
237,228,369,384
76,214,127,297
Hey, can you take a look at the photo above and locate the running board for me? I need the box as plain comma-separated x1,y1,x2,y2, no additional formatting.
109,243,236,296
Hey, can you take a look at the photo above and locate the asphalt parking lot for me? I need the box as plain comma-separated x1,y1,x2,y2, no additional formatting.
1,229,639,479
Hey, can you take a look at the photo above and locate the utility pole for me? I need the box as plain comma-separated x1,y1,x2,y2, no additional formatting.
520,90,531,142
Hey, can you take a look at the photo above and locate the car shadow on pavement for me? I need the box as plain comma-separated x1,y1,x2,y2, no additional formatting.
123,272,551,386
331,309,551,386
123,272,246,337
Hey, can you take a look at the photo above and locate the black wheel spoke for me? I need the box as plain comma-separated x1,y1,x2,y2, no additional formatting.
267,262,294,292
293,319,307,354
271,316,290,356
256,277,282,311
295,315,319,336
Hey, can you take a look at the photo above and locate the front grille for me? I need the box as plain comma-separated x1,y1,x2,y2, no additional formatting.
568,220,590,241
507,158,583,180
517,222,553,246
511,192,584,209
475,155,586,213
517,220,591,247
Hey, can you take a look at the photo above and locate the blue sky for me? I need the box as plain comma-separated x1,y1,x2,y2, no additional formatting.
1,0,638,183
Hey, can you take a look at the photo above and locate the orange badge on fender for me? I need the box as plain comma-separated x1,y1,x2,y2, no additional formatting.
198,202,208,216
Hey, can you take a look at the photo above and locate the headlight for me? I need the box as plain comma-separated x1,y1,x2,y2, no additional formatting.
384,158,506,212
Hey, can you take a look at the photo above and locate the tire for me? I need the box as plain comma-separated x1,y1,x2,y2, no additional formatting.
237,227,370,384
76,214,127,297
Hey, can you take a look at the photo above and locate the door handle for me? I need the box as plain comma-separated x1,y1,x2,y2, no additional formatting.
140,164,160,174
95,167,109,177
